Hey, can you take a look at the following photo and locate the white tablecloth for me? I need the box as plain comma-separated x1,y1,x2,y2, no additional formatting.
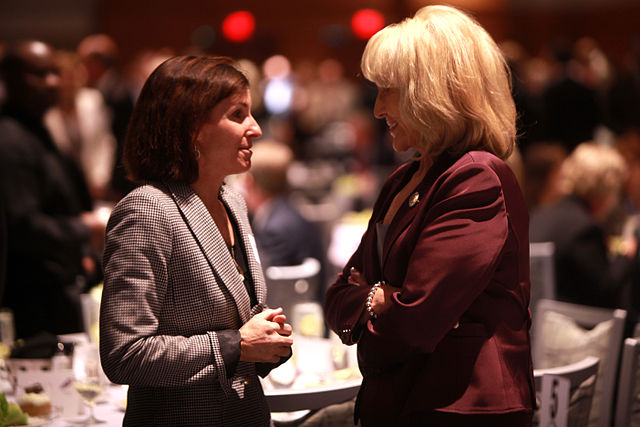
4,383,126,427
10,335,360,425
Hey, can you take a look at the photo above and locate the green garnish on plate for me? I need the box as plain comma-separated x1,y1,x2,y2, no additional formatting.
0,393,28,426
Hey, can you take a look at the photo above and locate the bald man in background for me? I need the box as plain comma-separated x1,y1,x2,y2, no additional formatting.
0,40,107,340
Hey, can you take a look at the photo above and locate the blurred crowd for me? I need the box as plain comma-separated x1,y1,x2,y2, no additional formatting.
1,31,640,339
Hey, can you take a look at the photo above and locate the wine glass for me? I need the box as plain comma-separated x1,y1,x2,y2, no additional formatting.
72,343,105,424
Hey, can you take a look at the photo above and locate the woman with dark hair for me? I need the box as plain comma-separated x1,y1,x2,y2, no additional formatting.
99,56,293,426
324,5,534,426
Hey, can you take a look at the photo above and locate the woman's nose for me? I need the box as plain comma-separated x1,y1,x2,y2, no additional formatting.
373,93,385,119
248,116,262,138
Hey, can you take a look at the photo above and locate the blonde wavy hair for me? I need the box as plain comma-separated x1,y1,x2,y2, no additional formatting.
558,142,627,199
361,5,516,159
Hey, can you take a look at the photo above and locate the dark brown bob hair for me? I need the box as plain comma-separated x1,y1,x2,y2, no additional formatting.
123,55,249,183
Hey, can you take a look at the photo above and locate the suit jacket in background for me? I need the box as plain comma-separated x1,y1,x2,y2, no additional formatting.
0,109,91,339
530,194,633,308
100,181,273,426
251,196,326,299
325,150,535,424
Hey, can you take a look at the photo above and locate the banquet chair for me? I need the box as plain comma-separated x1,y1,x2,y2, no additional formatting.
265,257,322,333
529,241,556,313
534,356,600,427
532,299,627,427
614,336,640,427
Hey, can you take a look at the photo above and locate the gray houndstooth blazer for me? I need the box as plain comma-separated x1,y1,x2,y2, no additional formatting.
100,181,272,426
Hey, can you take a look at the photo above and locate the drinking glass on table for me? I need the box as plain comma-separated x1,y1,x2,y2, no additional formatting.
72,343,105,424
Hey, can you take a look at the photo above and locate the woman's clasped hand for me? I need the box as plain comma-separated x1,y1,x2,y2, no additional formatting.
239,307,293,363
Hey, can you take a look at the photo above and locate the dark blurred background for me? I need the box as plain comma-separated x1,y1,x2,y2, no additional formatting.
3,0,640,313
1,0,639,78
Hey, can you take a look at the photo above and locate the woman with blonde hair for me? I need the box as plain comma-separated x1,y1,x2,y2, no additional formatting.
325,5,534,426
531,142,635,309
557,142,627,221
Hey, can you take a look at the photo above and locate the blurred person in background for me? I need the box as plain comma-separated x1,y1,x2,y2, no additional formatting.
324,6,534,426
0,40,108,340
572,37,613,103
99,56,292,426
505,145,525,192
242,139,326,300
77,33,135,200
293,58,359,161
234,58,264,120
613,133,640,226
530,142,636,311
500,39,544,154
44,50,116,202
125,47,175,102
607,134,640,333
523,141,567,211
540,38,600,153
606,33,640,141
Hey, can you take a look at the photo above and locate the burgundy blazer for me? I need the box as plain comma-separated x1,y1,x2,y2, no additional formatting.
325,150,535,423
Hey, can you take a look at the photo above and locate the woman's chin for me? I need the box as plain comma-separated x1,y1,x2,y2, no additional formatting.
392,142,410,153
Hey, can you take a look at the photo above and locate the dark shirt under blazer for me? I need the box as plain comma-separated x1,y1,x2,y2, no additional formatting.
100,181,271,426
325,150,535,424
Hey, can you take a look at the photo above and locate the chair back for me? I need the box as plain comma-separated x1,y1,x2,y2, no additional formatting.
529,242,556,313
615,337,640,427
294,194,343,271
532,299,627,427
535,356,600,427
265,257,322,330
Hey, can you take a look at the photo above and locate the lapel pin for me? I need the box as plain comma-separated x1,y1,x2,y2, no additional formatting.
408,192,420,207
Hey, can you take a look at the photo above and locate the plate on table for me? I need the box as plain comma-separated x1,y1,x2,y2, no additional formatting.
27,415,54,426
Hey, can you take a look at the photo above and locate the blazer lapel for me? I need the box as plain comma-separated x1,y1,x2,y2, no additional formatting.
381,153,456,270
164,182,253,324
219,185,267,314
378,161,420,270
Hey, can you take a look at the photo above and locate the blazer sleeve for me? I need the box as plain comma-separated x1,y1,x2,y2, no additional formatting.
370,162,510,353
100,190,233,388
324,255,371,345
324,194,390,345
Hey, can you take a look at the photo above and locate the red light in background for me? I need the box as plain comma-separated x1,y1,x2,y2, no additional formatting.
222,11,255,43
351,9,384,40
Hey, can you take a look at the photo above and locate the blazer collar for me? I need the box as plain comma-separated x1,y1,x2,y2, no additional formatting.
163,181,256,323
219,185,267,313
380,151,460,269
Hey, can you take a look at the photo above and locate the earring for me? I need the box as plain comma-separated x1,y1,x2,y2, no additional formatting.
194,146,201,160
